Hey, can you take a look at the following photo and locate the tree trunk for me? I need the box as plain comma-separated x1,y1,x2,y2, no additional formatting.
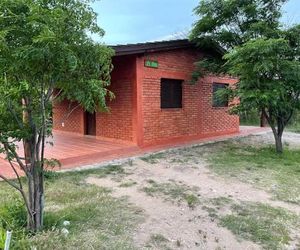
22,98,45,231
260,111,268,127
274,133,283,154
27,163,44,231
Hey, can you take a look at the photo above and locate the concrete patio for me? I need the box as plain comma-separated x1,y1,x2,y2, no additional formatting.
0,126,269,179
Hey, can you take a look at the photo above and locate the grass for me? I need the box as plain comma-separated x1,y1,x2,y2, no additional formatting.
140,152,166,164
208,141,300,204
145,233,170,249
0,164,143,249
142,180,200,208
220,202,300,250
119,180,137,188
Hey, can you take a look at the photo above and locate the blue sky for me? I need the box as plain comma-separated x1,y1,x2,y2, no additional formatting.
92,0,300,45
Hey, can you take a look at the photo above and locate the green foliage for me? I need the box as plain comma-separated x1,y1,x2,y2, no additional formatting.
190,0,287,75
0,0,114,138
0,0,114,230
190,0,286,50
224,38,300,152
191,0,300,152
0,197,28,248
225,38,300,111
44,170,60,180
0,198,27,230
239,109,261,126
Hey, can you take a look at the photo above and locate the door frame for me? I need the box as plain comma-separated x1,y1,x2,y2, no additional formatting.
84,111,96,136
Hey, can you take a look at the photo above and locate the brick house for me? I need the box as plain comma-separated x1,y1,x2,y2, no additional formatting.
53,39,239,147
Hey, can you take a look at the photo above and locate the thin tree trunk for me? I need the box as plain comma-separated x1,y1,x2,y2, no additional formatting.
22,99,31,165
274,133,283,154
22,97,45,231
27,165,44,231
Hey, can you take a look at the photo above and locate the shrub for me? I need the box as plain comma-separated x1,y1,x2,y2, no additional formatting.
0,198,27,230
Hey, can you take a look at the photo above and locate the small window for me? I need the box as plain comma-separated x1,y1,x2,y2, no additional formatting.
161,78,182,109
212,83,229,107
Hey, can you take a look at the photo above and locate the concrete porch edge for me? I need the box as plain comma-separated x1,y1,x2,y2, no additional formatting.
58,126,271,174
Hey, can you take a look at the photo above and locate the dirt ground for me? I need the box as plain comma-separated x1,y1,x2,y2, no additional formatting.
86,132,300,250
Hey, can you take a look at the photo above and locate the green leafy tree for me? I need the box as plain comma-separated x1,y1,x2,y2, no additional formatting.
190,0,286,49
224,38,300,153
0,0,114,231
190,0,287,78
190,0,300,152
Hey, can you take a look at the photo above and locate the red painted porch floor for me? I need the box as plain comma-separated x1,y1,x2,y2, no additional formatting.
0,126,270,179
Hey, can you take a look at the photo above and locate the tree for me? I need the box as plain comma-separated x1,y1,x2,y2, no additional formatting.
0,0,114,231
224,38,300,153
190,0,286,50
190,0,300,152
189,0,287,99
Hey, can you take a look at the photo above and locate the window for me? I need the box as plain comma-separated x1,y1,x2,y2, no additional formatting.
161,78,183,109
212,83,229,107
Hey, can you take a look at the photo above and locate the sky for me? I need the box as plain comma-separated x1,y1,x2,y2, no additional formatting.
92,0,300,45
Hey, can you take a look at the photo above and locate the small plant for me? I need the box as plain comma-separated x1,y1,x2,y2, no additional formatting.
209,197,232,207
202,206,218,219
146,233,170,248
185,194,199,208
127,159,134,166
44,170,59,180
141,153,166,164
119,181,137,188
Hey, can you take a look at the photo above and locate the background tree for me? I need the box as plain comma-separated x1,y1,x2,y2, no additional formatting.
190,0,300,152
0,0,114,231
190,0,287,49
189,0,287,114
224,38,300,153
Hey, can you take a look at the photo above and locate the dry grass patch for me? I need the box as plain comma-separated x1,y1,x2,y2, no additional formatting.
207,141,300,204
142,180,200,208
220,202,300,250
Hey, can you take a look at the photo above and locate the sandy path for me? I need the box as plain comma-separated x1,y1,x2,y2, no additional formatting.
86,132,300,249
86,158,264,249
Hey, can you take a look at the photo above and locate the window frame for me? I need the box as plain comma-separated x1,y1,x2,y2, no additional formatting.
160,78,183,109
212,82,229,108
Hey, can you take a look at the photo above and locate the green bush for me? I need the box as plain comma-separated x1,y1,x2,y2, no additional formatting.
44,170,59,180
0,198,27,230
0,197,28,248
239,109,260,126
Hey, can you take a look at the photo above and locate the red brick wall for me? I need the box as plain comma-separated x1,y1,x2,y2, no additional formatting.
141,48,239,145
53,56,136,142
53,47,239,146
96,55,135,142
53,100,84,134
